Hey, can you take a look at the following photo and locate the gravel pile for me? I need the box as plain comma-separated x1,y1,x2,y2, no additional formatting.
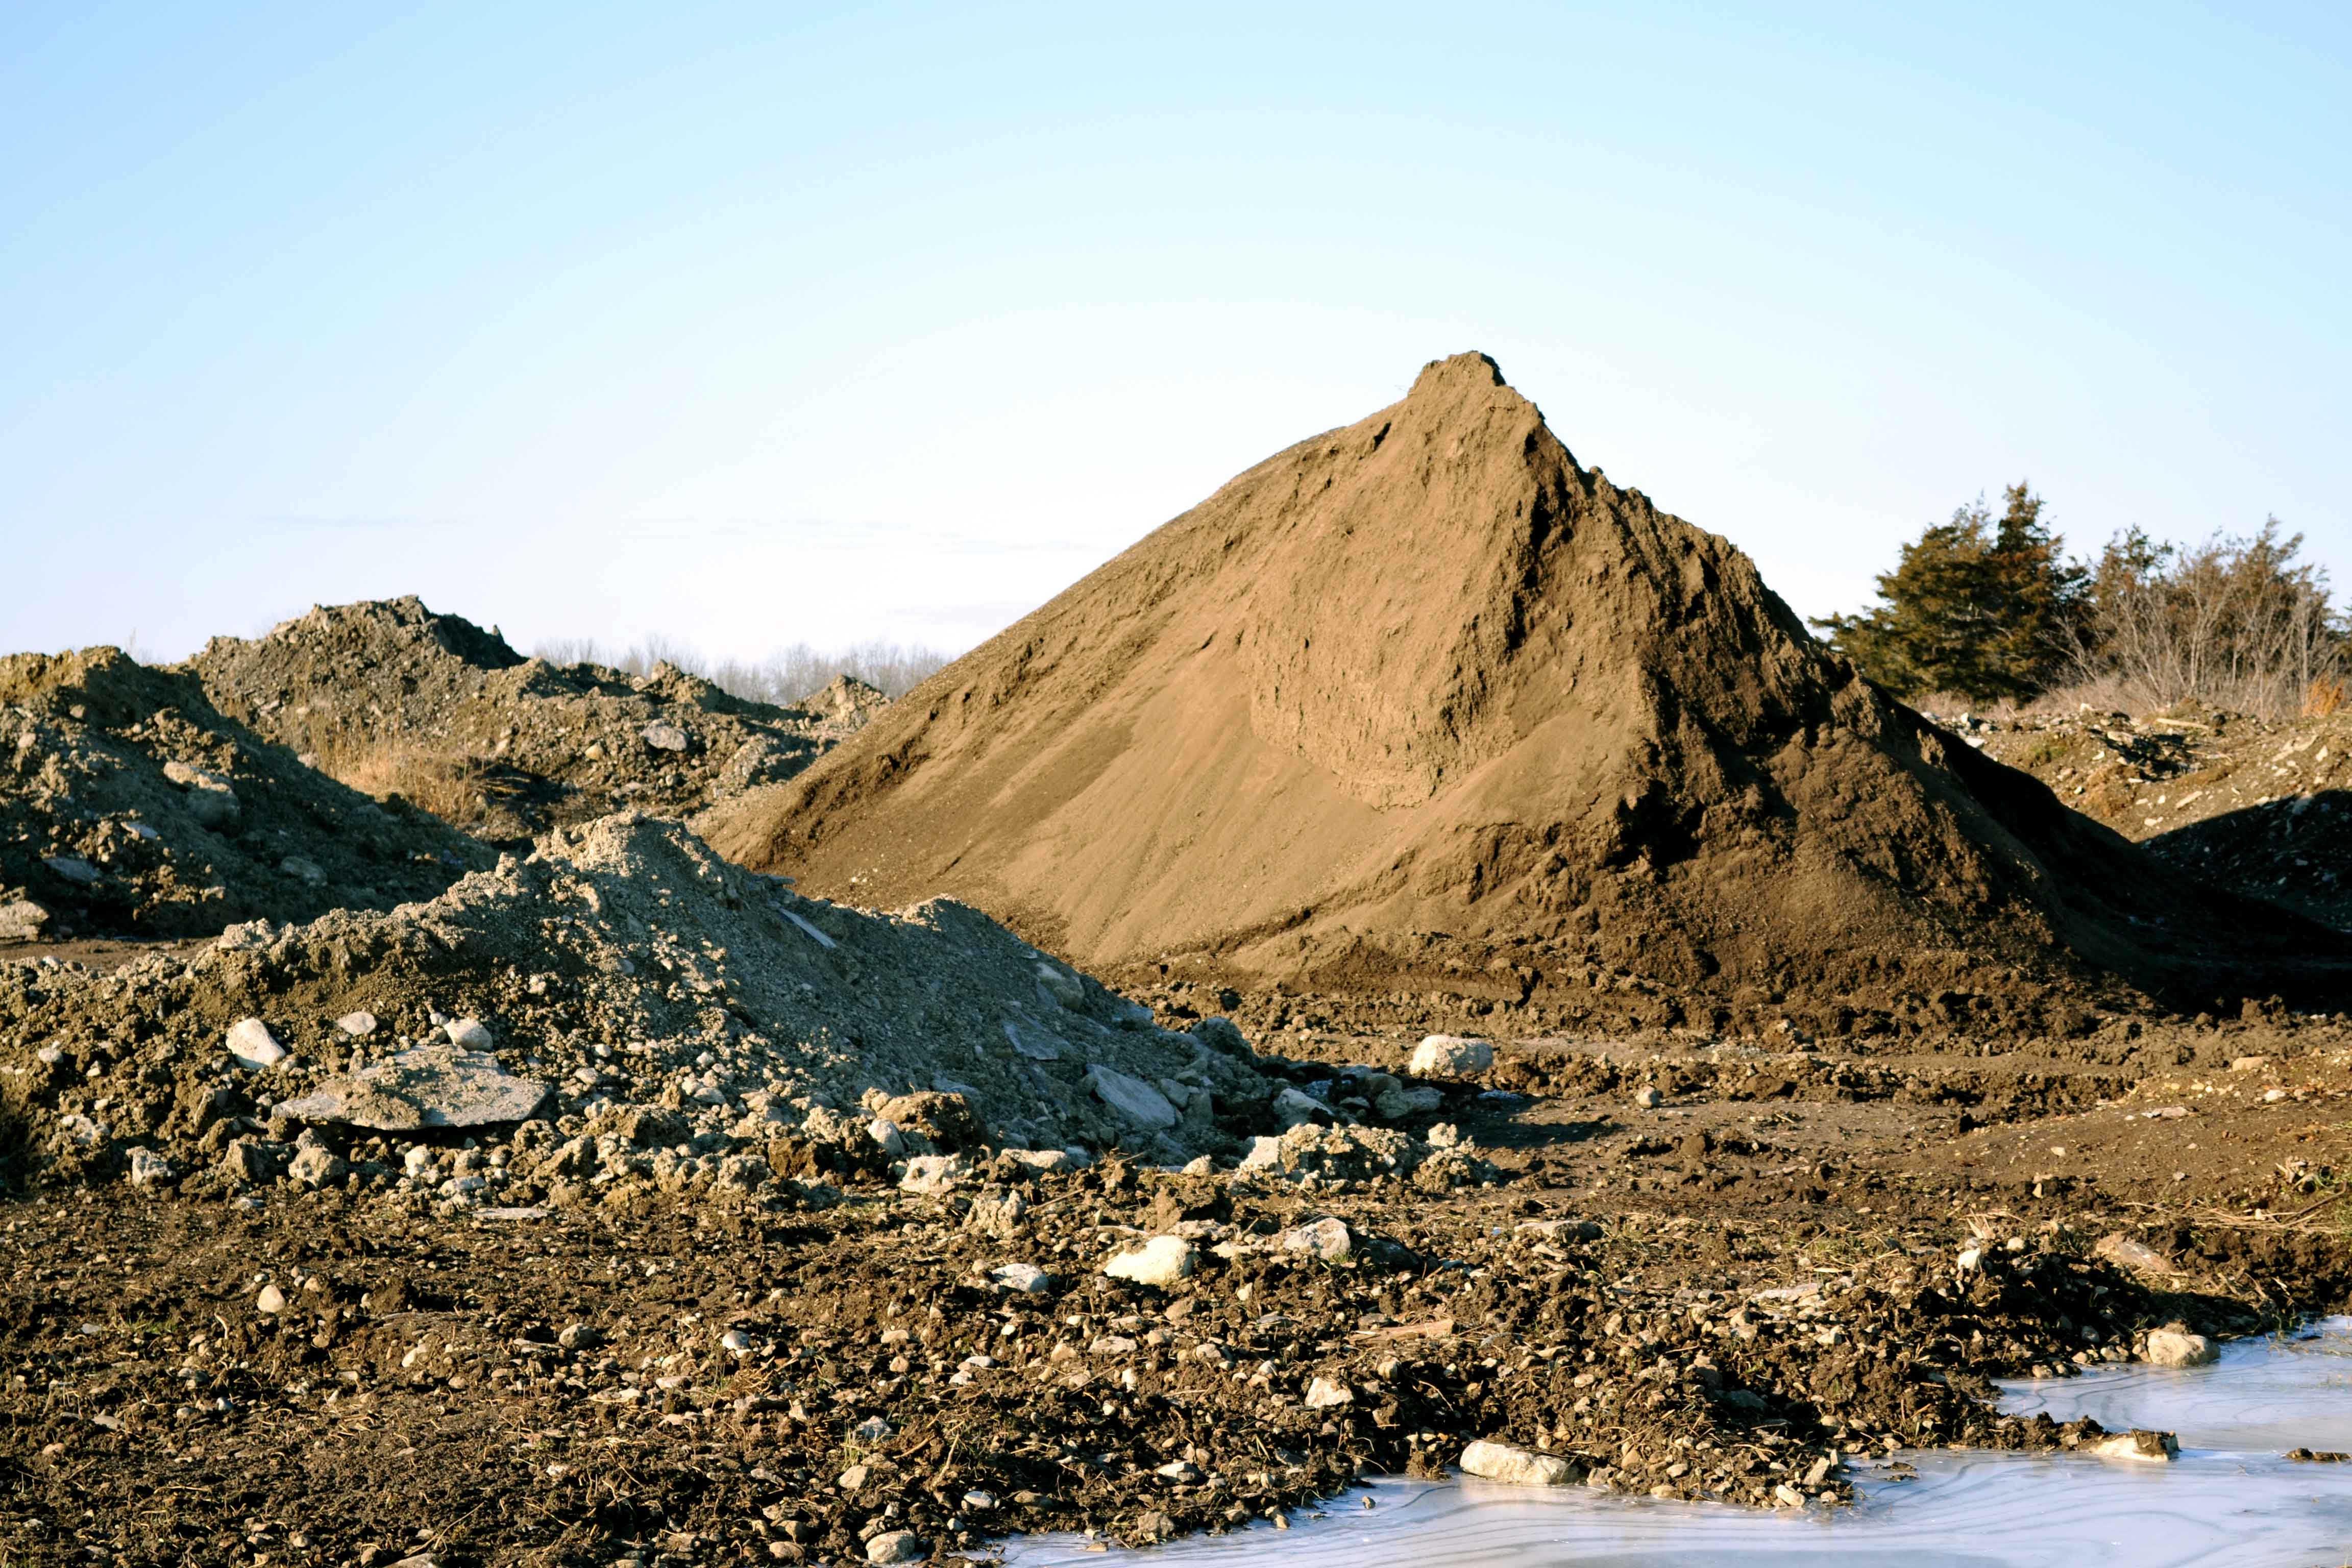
0,646,488,944
2,812,1467,1208
187,597,883,840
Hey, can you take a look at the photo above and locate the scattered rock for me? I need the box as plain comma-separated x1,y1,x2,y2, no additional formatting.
642,722,692,753
2089,1429,2179,1462
287,1144,347,1187
225,1017,286,1070
1632,1085,1663,1109
989,1263,1052,1294
1408,1035,1492,1077
444,1017,494,1049
275,1047,549,1132
864,1530,925,1564
0,899,51,944
255,1284,287,1314
2144,1329,2217,1367
1280,1217,1355,1264
1087,1064,1179,1131
1102,1235,1197,1288
1303,1376,1353,1409
2094,1233,2185,1278
1458,1438,1578,1486
336,1011,379,1037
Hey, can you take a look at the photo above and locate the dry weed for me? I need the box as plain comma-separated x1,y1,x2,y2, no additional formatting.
2305,676,2346,719
314,736,494,827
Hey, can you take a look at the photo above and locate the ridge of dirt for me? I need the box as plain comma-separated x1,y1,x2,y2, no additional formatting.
1934,704,2352,933
706,353,2352,1025
0,645,489,944
186,598,886,842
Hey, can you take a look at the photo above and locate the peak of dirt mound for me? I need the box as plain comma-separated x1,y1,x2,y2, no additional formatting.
708,353,2350,1028
0,645,487,942
1,812,1458,1200
188,598,880,841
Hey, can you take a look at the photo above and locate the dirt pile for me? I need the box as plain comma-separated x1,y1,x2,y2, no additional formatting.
0,811,1472,1204
0,646,486,943
187,597,884,841
1934,703,2352,933
708,353,2349,1027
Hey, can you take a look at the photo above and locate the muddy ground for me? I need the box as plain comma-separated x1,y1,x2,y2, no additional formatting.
9,997,2352,1568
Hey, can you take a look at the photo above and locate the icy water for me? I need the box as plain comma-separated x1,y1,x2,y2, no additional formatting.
1008,1319,2352,1567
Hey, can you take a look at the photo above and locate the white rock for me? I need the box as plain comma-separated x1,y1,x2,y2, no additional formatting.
989,1262,1052,1294
1955,1247,1984,1273
899,1153,970,1195
1087,1064,1179,1130
255,1284,288,1314
1409,1035,1492,1077
641,721,691,752
1632,1085,1663,1109
336,1011,378,1037
126,1147,175,1187
865,1530,925,1564
1102,1234,1197,1288
42,855,99,885
866,1118,906,1157
2088,1429,2179,1462
445,1017,494,1050
1459,1438,1577,1485
226,1017,286,1070
1240,1135,1284,1170
720,1329,754,1355
2144,1329,2217,1367
1304,1376,1353,1409
287,1144,346,1186
1280,1217,1355,1264
0,899,52,944
404,1146,439,1178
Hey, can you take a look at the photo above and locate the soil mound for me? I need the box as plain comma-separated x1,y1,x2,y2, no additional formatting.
1943,704,2352,934
187,597,879,841
709,353,2350,1026
1,812,1379,1199
0,645,486,942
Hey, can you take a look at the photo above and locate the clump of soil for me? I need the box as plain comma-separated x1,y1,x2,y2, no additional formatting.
0,811,1407,1196
1940,703,2352,932
709,353,2352,1024
0,645,487,944
187,597,883,842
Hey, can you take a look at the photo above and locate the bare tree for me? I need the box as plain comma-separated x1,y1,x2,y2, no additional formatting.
530,635,953,703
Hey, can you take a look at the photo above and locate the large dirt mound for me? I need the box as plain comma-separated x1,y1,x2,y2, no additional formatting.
0,646,487,942
709,353,2349,1027
187,597,880,840
0,813,1419,1201
1939,704,2352,933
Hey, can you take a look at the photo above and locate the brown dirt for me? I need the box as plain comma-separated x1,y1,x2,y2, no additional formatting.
1940,703,2352,932
187,599,884,844
1,646,490,944
706,353,2352,1025
10,1007,2352,1567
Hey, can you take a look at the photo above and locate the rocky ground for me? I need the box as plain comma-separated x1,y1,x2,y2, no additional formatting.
189,599,889,844
1927,702,2352,932
8,957,2352,1566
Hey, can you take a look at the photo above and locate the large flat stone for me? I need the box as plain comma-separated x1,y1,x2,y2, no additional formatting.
274,1047,550,1132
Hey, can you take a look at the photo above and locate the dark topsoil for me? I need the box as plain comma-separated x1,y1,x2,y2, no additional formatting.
9,1000,2352,1568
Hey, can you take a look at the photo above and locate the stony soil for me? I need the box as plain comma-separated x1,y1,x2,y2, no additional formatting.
1,646,489,945
1934,703,2352,932
712,354,2352,1022
188,599,886,844
9,999,2352,1568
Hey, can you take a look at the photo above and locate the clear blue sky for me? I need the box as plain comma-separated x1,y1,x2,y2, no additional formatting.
4,2,2345,666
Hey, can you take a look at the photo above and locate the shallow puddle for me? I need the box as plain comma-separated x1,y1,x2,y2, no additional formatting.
1007,1318,2352,1567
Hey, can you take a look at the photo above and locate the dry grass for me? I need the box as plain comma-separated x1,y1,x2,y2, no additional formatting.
312,735,494,828
2305,676,2346,719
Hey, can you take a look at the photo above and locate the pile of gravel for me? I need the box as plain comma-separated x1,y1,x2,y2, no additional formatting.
0,646,488,943
1,813,1460,1211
